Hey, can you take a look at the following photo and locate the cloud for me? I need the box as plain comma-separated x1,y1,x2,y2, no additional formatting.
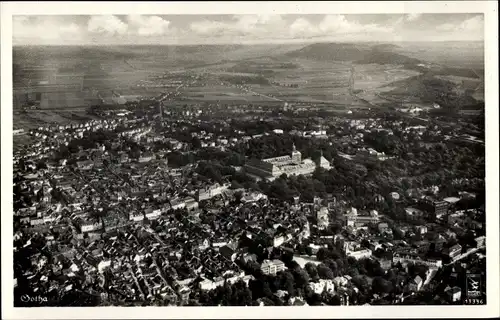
190,19,230,36
406,13,421,22
289,18,317,37
13,16,83,43
289,15,392,38
319,15,392,34
393,13,423,26
189,15,286,40
87,15,128,36
437,15,483,32
127,15,171,36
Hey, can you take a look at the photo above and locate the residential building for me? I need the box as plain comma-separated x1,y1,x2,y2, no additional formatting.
475,236,486,248
447,286,462,302
260,259,286,275
81,220,103,233
196,183,229,201
416,225,428,235
393,252,443,268
445,244,462,260
347,249,372,260
309,279,335,295
419,197,449,218
378,222,390,234
317,207,329,229
409,275,424,292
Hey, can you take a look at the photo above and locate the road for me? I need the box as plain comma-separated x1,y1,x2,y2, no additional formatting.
445,246,485,267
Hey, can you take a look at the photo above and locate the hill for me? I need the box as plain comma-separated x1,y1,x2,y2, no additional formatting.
382,74,480,109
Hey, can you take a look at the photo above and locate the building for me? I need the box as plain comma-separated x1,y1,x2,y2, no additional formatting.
445,244,462,260
393,252,442,268
260,259,285,275
130,213,144,222
145,209,161,220
138,153,154,163
317,207,329,229
416,225,428,235
404,207,426,220
314,151,331,170
419,197,449,218
346,215,380,228
475,236,486,248
447,286,462,302
76,160,94,171
409,275,423,292
356,147,389,161
309,279,335,295
273,233,293,247
81,220,103,233
244,144,326,180
378,222,390,234
347,249,372,260
196,183,229,201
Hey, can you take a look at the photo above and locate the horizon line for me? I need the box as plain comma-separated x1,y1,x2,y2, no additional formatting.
12,39,485,47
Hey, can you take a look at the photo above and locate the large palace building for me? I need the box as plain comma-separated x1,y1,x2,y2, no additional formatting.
244,144,331,180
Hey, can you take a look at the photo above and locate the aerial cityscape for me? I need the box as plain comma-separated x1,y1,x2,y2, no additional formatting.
12,13,486,307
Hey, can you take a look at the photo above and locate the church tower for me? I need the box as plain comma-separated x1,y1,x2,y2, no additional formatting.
291,143,301,163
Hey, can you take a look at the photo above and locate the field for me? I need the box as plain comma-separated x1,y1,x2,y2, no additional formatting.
12,42,484,130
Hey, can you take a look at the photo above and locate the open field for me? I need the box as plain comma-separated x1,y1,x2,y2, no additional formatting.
14,108,99,130
13,42,485,129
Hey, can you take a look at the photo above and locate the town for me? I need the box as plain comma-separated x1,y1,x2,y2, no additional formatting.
13,98,486,307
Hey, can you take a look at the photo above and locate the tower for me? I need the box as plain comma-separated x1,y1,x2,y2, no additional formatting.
291,143,301,163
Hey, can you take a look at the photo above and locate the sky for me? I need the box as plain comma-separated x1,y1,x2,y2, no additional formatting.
12,13,484,45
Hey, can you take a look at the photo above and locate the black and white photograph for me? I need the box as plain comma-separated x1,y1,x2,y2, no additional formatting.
1,1,498,319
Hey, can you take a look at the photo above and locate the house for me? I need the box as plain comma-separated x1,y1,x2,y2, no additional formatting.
76,160,94,171
273,233,293,247
409,275,423,292
81,220,103,233
475,236,486,248
308,279,335,295
445,244,462,260
390,192,400,201
393,252,442,268
220,243,238,262
138,153,154,163
260,259,285,275
130,213,144,222
378,222,390,234
333,276,349,288
196,183,229,201
316,207,329,229
379,259,392,270
419,197,448,218
404,207,425,220
145,209,161,220
446,286,462,302
239,252,257,264
416,225,428,235
347,249,372,260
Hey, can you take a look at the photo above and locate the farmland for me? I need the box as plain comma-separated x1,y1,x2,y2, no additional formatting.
13,41,485,130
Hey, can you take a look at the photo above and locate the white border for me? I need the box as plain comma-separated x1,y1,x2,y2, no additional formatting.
1,1,498,319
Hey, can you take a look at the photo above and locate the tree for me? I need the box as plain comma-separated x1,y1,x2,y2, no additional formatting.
372,276,394,294
324,259,338,277
293,268,310,290
305,262,319,279
278,271,296,296
352,275,371,293
317,264,334,280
